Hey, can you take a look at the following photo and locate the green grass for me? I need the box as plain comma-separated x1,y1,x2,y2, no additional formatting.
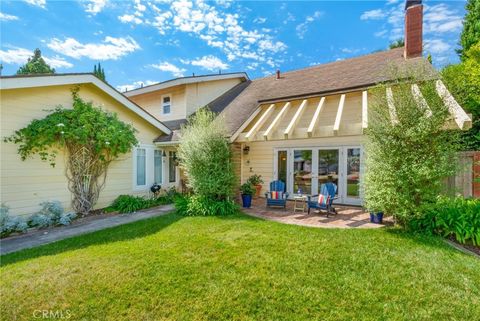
1,212,479,321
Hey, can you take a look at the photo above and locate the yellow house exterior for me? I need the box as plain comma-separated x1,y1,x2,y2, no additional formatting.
0,74,172,217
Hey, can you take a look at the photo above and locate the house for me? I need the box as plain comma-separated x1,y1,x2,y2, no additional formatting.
0,73,247,216
0,0,474,217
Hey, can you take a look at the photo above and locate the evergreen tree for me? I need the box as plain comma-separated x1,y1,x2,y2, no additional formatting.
389,38,405,49
93,62,106,81
457,0,480,60
16,48,55,75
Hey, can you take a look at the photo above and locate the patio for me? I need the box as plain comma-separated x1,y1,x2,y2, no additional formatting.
242,197,393,229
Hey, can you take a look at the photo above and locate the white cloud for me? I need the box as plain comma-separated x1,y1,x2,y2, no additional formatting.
117,80,157,92
119,14,142,24
360,9,386,21
183,55,229,71
254,17,267,24
84,0,108,15
386,0,400,5
24,0,46,8
0,47,73,68
150,62,186,77
296,11,323,39
374,29,388,38
47,36,140,60
118,0,287,66
424,39,451,54
423,4,463,34
0,12,19,21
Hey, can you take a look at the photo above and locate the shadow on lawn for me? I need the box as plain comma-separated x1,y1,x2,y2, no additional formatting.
0,213,184,266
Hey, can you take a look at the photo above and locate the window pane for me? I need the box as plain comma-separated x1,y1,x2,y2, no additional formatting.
347,148,361,197
154,150,162,184
293,150,312,195
136,148,146,186
163,105,170,114
169,151,176,183
163,96,170,103
277,150,287,186
318,149,339,194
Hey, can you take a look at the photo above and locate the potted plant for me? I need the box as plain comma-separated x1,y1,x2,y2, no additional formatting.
240,183,255,208
369,210,384,224
247,174,264,198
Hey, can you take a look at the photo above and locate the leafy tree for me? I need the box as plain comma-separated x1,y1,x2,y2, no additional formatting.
177,108,236,201
4,89,138,214
17,48,55,75
93,62,106,81
389,38,405,49
457,0,480,60
364,67,459,225
442,42,480,150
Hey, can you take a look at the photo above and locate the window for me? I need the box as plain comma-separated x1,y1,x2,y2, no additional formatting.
162,96,171,114
169,151,176,183
154,150,163,184
136,148,146,186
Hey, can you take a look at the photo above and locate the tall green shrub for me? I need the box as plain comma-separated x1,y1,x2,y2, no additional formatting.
364,68,459,225
177,108,236,201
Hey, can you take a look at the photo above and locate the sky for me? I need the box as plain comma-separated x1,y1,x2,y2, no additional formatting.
0,0,467,91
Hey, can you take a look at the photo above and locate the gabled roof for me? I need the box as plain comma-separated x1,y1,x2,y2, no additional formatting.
219,47,436,138
0,73,171,135
123,72,249,97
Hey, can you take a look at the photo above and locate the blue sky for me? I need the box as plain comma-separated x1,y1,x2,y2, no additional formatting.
0,0,466,91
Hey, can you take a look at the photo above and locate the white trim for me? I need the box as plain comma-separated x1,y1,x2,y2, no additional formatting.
124,73,248,97
411,84,432,117
0,74,171,135
284,99,308,139
229,106,262,143
333,94,346,134
263,102,290,140
245,104,275,141
161,94,172,115
386,87,398,125
362,91,368,130
307,97,326,137
435,80,472,130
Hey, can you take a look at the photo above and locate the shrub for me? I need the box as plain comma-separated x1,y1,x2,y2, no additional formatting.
364,66,459,225
410,196,480,246
175,194,238,216
28,201,78,228
247,174,264,186
177,108,236,201
111,195,147,213
240,183,255,195
1,204,28,237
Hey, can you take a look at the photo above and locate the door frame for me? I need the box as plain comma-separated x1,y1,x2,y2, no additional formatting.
273,145,363,205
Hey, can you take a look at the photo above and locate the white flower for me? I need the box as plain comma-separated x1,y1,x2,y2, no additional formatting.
60,131,65,135
105,141,110,145
57,123,65,127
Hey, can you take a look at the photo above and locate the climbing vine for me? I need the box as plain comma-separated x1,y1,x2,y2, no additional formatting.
4,89,138,214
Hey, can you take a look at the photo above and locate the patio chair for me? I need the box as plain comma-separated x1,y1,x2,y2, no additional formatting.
307,182,337,216
265,180,289,209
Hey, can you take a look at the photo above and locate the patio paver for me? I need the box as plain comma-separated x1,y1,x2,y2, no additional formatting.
0,204,174,255
242,197,392,229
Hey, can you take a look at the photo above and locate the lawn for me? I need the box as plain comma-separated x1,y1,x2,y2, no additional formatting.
1,212,479,321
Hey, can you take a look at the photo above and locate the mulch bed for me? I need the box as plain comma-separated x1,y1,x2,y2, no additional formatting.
448,236,480,257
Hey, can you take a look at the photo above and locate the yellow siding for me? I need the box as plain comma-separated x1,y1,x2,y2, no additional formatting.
128,85,187,122
1,84,163,217
185,78,242,116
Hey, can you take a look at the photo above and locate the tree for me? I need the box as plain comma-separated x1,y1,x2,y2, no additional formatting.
389,38,405,49
364,67,459,225
5,89,138,214
93,62,106,81
17,48,55,75
442,42,480,150
176,108,237,215
457,0,480,60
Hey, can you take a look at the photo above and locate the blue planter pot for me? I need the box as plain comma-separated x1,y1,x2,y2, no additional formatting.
241,194,252,208
370,212,384,224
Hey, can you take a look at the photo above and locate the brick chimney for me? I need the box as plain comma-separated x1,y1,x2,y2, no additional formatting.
404,0,423,59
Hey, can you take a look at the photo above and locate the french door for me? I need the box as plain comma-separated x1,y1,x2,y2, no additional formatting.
273,146,363,205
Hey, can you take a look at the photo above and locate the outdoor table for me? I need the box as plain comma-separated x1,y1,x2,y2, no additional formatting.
293,194,307,213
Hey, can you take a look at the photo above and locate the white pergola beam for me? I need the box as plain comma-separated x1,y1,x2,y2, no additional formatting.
263,102,291,140
307,97,325,137
435,80,472,130
411,84,432,117
386,87,398,125
333,94,346,134
245,104,275,141
362,90,368,130
284,99,308,139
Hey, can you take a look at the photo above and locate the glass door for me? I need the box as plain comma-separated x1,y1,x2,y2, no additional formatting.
343,147,362,204
293,149,313,195
317,149,340,198
273,149,289,192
